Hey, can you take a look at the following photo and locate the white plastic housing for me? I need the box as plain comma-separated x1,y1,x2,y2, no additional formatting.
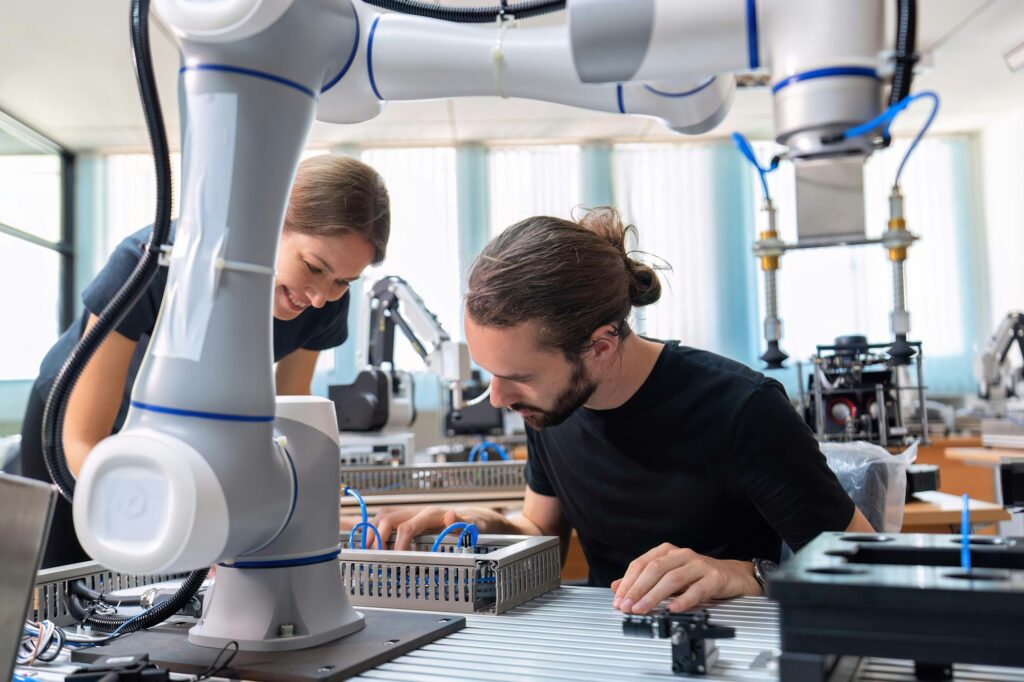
569,0,750,84
319,13,735,136
74,428,230,575
153,0,297,43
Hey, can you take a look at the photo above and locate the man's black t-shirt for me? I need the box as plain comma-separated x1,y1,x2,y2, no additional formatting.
524,341,855,587
21,224,350,567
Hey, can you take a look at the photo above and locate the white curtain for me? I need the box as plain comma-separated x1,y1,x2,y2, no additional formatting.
613,143,725,350
981,108,1024,326
488,145,581,236
359,147,460,369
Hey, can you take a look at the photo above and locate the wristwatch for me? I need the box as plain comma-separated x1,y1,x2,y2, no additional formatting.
751,558,778,592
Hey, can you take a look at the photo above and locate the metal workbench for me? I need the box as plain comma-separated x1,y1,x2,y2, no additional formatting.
351,587,1024,682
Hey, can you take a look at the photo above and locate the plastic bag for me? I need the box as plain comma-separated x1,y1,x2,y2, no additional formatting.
821,441,918,533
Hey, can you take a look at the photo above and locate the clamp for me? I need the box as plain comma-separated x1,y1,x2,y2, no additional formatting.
622,608,736,675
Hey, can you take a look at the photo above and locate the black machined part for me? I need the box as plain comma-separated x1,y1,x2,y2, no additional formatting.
833,335,869,356
769,532,1024,681
67,654,168,682
446,373,503,436
805,337,925,446
1001,461,1024,509
329,369,391,431
622,608,735,676
761,340,788,370
905,463,939,501
889,333,917,366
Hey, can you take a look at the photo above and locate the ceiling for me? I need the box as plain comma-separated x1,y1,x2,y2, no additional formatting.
1,0,1022,153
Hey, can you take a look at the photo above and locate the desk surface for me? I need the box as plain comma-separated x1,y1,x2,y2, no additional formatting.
945,446,1024,466
903,490,1010,528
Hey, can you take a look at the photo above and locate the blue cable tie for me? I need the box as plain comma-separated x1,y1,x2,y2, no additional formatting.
961,493,971,572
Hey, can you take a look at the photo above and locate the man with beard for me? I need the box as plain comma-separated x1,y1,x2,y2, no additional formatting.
372,208,872,615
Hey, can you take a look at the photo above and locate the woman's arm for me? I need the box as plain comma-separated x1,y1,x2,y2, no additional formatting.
63,314,138,476
275,348,320,395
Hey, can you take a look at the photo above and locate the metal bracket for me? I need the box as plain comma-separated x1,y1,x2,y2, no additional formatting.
622,608,736,675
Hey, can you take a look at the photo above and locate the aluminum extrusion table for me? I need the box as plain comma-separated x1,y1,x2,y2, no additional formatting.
350,587,1024,681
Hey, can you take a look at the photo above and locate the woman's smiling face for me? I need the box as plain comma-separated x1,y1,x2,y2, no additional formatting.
273,229,376,320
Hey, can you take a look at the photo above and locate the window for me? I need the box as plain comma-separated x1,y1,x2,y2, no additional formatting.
0,234,62,381
103,153,183,251
488,145,581,235
359,147,460,369
980,108,1024,328
0,111,71,435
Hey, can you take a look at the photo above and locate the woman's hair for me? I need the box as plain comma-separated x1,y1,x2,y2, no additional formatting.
465,207,663,356
284,154,391,264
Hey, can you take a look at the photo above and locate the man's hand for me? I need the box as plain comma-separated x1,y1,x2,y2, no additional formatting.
371,506,512,550
611,543,762,614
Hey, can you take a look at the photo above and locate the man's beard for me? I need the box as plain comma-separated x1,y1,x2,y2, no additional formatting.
510,356,597,430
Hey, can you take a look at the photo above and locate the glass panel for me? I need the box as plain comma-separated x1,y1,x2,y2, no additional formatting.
0,233,61,380
0,143,62,242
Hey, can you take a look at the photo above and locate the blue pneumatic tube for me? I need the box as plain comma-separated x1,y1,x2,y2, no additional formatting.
960,493,971,572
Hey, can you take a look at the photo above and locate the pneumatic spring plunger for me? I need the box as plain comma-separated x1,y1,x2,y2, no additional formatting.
754,200,788,369
883,186,918,365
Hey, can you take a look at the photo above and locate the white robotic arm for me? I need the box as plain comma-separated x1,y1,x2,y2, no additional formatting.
976,312,1024,412
318,4,736,134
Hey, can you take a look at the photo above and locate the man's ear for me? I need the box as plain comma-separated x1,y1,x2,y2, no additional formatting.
587,323,622,363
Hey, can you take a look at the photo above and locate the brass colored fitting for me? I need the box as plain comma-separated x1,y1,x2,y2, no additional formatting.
887,219,907,262
758,230,779,271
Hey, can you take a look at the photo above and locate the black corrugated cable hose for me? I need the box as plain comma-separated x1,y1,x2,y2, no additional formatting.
360,0,565,23
71,580,144,607
42,0,207,637
67,571,208,634
889,0,917,106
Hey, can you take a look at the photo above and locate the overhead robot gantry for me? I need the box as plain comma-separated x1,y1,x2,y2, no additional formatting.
47,0,915,653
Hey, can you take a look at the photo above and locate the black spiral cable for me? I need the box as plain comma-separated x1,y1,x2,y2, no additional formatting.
889,0,917,106
41,0,207,638
360,0,565,23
